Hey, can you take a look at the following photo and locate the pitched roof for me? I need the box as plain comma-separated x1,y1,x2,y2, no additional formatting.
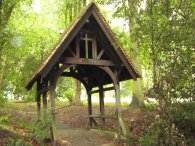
26,2,141,90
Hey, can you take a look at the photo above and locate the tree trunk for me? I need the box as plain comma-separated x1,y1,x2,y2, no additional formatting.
127,5,144,108
130,78,144,108
73,79,81,105
72,0,86,105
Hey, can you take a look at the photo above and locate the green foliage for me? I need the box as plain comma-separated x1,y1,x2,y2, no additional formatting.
56,77,73,103
5,138,32,146
173,102,195,145
139,118,185,146
111,0,194,144
120,80,132,98
0,97,8,103
29,111,53,144
0,0,89,101
0,114,10,128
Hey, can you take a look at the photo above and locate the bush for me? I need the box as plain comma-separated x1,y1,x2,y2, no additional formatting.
173,102,195,145
139,118,186,146
0,97,8,103
5,138,31,146
29,110,54,145
0,114,11,128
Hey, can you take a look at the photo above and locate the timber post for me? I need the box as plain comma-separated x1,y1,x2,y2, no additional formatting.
42,80,48,120
99,84,105,125
42,80,48,110
49,79,57,121
87,90,93,126
115,80,121,139
36,79,41,118
48,79,57,145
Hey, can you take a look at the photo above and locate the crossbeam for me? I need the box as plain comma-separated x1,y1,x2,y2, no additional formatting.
89,114,117,119
89,86,115,94
61,57,115,66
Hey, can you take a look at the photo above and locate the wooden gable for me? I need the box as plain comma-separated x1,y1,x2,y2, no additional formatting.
26,2,141,90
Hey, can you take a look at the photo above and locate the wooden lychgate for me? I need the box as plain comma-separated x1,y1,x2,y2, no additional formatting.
26,1,141,139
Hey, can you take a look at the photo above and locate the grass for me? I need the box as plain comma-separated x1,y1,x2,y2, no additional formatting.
0,101,38,145
1,100,194,145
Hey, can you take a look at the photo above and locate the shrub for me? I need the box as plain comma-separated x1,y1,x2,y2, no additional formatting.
29,110,54,145
139,118,186,146
0,97,8,103
5,138,31,146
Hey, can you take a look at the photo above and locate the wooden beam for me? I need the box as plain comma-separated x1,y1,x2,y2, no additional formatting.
61,57,115,66
89,114,117,119
42,91,47,112
49,79,56,120
88,92,93,126
89,86,115,94
97,49,105,59
36,80,41,117
91,118,97,126
76,37,80,58
41,6,94,78
99,84,105,125
88,16,118,62
80,38,93,41
61,72,90,91
92,37,97,59
42,80,48,110
50,64,73,81
37,86,49,95
68,46,76,57
85,33,89,58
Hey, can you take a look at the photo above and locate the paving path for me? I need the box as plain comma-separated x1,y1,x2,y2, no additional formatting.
56,120,114,146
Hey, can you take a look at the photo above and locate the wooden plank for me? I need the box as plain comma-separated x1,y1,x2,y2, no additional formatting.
49,64,73,81
68,46,76,57
80,38,93,41
89,86,115,94
49,80,56,120
87,21,119,62
89,114,117,119
61,72,90,91
89,114,101,118
97,49,104,59
99,84,105,125
92,118,97,126
115,81,122,137
42,80,48,110
61,57,115,66
92,37,97,59
36,79,41,117
85,33,89,58
76,37,80,58
88,92,93,126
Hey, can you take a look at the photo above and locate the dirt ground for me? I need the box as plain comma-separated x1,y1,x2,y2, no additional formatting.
0,102,155,146
55,105,117,146
55,104,155,146
56,120,114,146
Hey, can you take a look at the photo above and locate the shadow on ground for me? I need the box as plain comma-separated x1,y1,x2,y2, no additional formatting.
56,120,115,146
